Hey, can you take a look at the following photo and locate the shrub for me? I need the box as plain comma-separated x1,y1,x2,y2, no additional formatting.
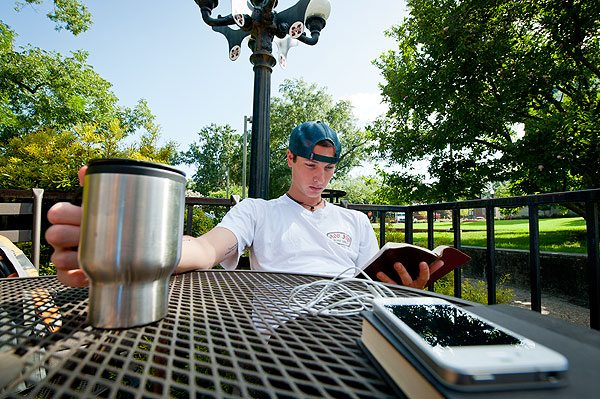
375,228,404,244
183,206,217,237
434,273,515,304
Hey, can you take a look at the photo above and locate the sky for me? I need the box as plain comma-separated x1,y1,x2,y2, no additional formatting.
2,0,410,176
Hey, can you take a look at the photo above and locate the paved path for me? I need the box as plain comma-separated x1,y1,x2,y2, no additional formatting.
504,284,590,328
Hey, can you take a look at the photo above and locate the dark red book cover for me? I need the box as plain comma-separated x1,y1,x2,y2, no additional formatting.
357,243,471,286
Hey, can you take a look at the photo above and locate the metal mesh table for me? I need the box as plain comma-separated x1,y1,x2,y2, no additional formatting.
0,271,432,398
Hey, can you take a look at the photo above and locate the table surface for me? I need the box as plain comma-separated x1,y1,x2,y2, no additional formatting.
1,270,445,398
1,271,598,399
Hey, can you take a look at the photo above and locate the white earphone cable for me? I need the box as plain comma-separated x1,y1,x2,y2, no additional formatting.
287,267,398,316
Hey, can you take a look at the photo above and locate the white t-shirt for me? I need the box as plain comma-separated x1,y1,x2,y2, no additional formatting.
216,194,379,277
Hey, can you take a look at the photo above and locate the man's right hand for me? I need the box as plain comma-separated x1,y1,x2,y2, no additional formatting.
45,167,88,287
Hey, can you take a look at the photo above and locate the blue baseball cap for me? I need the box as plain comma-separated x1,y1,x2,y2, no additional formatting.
288,121,342,164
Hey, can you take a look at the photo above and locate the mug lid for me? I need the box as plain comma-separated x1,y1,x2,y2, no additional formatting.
88,158,185,177
86,158,186,180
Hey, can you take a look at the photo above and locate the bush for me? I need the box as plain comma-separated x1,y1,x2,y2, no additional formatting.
375,228,404,244
183,206,217,237
434,273,515,304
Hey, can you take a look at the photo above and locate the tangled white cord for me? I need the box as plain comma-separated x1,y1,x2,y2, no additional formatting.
287,267,398,316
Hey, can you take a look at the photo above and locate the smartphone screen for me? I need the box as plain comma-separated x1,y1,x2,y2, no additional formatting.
384,303,522,347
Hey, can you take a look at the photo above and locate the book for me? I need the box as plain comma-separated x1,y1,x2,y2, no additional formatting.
359,311,446,399
356,242,471,286
360,309,574,398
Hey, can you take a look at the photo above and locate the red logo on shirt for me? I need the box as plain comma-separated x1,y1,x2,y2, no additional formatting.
327,232,352,247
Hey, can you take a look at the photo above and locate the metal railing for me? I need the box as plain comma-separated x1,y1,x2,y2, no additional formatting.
345,189,600,330
183,195,239,235
1,188,598,329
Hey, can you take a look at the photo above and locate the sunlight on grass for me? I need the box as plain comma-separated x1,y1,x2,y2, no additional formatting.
380,217,588,254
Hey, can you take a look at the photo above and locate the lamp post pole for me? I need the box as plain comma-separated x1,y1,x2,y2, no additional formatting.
249,25,276,199
194,0,330,199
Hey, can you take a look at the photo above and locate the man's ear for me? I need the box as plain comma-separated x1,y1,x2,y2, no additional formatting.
286,150,294,167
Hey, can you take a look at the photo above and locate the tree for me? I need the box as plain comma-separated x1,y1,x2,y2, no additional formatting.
327,176,380,204
372,0,600,211
1,1,155,144
1,2,178,190
179,124,242,195
129,117,179,164
179,79,372,199
0,118,178,191
12,0,92,35
0,22,125,143
269,79,372,198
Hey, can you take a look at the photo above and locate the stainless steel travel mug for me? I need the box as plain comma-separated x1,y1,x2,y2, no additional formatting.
79,159,186,329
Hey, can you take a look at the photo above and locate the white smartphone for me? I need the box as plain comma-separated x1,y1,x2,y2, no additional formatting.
371,297,569,391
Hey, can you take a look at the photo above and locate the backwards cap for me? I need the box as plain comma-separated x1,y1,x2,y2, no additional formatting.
288,121,342,164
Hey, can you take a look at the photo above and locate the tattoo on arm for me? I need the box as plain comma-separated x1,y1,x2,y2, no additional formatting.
225,244,237,256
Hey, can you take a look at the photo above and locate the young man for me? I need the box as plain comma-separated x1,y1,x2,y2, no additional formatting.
46,121,441,288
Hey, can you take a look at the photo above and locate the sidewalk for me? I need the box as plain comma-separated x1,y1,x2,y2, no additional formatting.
505,284,590,328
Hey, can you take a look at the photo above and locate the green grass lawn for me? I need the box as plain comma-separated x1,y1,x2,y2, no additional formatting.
380,217,588,254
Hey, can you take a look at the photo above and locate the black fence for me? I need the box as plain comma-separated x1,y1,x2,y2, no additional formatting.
345,189,600,330
1,188,598,329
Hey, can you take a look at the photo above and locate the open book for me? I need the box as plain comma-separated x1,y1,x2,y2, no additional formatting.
356,242,471,287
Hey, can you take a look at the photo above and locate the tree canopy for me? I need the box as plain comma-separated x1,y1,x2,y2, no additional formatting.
0,2,178,191
372,0,599,206
12,0,92,35
327,175,380,205
178,124,243,195
179,79,372,199
0,22,135,143
269,79,371,198
0,109,178,191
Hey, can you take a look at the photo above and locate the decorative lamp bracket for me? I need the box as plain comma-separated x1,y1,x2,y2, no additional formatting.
212,25,251,60
195,0,328,65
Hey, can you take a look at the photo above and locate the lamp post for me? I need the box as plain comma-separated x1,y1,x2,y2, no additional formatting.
193,0,331,199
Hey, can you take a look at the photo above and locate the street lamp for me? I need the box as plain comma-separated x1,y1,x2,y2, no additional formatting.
193,0,331,199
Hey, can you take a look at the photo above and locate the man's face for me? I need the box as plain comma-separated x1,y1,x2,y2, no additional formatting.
287,145,336,200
